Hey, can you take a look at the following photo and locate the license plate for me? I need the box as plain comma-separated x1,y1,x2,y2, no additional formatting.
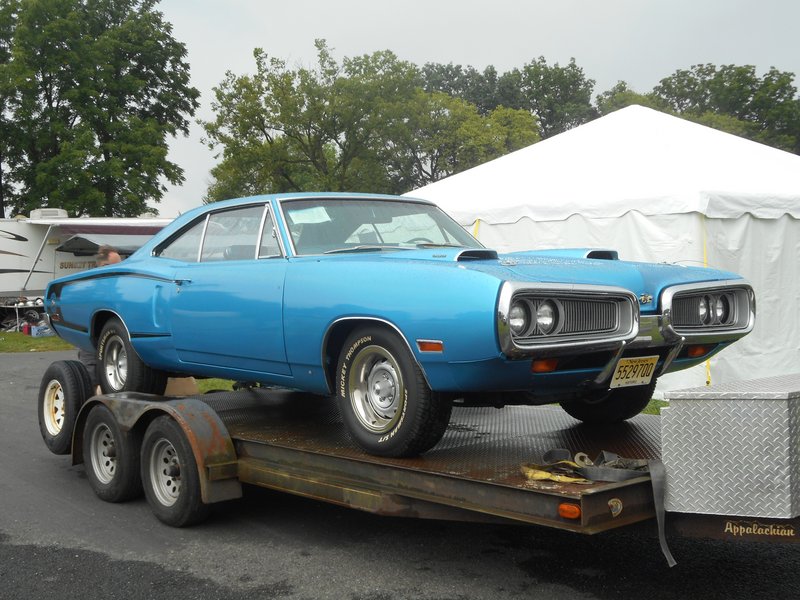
610,355,659,388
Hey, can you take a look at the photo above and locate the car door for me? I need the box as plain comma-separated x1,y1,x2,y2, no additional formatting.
163,204,290,376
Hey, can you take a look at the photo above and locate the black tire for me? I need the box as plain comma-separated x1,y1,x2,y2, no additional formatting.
82,404,143,502
336,327,452,457
38,360,93,455
140,416,210,527
97,317,167,395
560,379,657,424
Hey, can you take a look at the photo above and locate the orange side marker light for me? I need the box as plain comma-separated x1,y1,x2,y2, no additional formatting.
558,503,582,520
531,358,559,373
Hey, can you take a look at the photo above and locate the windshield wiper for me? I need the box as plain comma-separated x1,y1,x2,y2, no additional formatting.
323,245,410,254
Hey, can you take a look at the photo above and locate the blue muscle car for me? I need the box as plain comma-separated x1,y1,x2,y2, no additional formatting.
45,193,755,457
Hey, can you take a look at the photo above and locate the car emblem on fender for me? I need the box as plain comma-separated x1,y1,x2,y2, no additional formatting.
639,293,653,305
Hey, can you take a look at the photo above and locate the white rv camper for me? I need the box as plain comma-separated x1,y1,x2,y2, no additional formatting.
1,208,171,328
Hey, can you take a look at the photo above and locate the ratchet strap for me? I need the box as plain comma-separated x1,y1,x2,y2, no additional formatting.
528,449,677,567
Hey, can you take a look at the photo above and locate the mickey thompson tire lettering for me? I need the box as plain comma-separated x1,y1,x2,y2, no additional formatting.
335,326,452,458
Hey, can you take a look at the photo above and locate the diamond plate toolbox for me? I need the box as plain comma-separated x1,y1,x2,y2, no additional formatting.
661,373,800,518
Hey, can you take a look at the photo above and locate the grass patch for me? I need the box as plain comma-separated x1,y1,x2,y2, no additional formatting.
195,378,235,393
642,398,668,415
0,331,74,353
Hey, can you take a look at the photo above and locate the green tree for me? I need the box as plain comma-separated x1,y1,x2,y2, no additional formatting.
203,41,419,200
595,81,670,115
652,64,800,152
501,57,597,138
203,41,540,201
420,62,500,115
383,90,539,190
1,0,198,217
0,0,20,217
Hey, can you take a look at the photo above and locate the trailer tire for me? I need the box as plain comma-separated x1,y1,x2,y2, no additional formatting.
97,317,167,395
336,327,452,457
560,379,657,424
141,416,210,527
38,360,92,455
83,404,143,502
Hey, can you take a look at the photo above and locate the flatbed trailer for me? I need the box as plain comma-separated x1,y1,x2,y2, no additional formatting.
37,362,800,569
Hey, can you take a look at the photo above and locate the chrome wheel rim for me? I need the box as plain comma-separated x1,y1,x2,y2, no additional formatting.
347,345,404,434
103,334,128,391
88,422,116,484
148,437,180,507
43,379,65,436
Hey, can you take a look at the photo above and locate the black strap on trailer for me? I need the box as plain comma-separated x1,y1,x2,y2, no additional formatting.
543,449,677,567
648,460,677,567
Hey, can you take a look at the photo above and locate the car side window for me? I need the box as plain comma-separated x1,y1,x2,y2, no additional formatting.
158,219,205,262
200,205,264,262
259,210,282,258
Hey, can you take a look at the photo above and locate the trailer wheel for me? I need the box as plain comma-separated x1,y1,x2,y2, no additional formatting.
141,416,210,527
38,361,92,455
83,404,143,502
560,379,657,424
336,327,452,457
97,317,167,395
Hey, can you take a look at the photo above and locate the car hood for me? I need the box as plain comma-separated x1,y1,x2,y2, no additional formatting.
368,247,743,310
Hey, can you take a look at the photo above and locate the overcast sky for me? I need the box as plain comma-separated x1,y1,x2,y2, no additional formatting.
155,0,800,217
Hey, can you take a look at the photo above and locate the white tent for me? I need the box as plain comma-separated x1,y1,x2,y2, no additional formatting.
411,105,800,394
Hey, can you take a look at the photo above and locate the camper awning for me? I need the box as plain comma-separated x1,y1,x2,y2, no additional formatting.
55,233,158,256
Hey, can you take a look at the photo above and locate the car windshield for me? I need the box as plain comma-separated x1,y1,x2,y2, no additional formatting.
282,198,483,255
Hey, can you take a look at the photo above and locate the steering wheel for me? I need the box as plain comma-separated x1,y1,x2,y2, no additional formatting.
405,237,435,244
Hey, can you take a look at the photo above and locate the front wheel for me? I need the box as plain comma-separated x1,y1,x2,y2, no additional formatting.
560,379,657,424
38,360,93,455
97,317,167,395
336,327,452,457
141,416,210,527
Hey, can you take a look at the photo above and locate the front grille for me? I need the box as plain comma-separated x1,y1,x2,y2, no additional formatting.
559,298,618,335
673,296,703,327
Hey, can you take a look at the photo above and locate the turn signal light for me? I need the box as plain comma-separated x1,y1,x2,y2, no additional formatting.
687,345,711,358
558,503,582,520
531,358,559,373
417,340,444,353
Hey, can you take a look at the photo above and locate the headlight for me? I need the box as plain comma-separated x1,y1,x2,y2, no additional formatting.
715,294,731,323
509,302,530,335
536,300,557,334
698,296,710,324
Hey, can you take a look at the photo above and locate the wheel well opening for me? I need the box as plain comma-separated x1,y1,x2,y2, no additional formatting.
323,319,402,393
91,311,116,347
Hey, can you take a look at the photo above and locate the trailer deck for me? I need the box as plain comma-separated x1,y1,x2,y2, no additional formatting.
196,389,660,533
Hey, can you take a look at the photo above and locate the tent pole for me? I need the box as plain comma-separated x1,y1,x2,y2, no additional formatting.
702,214,712,386
472,219,481,239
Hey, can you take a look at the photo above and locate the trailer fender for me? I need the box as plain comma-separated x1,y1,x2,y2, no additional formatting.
72,393,242,504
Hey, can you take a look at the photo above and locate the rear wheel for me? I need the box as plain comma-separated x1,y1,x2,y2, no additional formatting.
336,327,452,457
141,416,210,527
97,317,167,395
83,404,143,502
560,379,657,424
38,360,92,455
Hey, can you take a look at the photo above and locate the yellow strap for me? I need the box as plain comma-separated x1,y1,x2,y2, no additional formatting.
472,218,481,238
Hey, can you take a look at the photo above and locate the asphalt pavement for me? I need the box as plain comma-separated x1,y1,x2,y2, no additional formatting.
1,350,798,600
